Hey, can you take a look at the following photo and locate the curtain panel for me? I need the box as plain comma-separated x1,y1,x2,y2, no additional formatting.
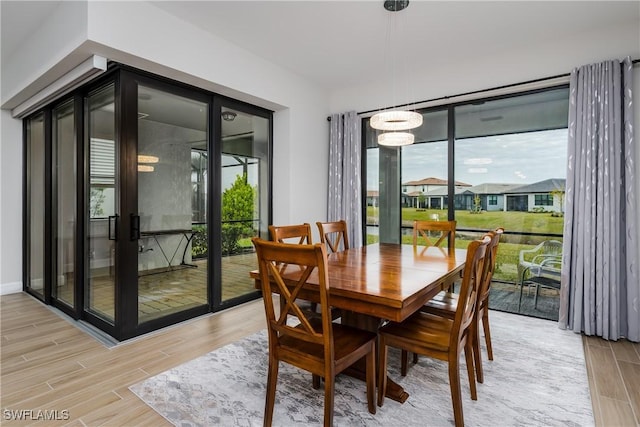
559,57,639,342
328,111,363,248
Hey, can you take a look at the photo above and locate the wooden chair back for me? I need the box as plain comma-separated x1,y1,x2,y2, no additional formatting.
268,223,313,245
477,228,503,311
452,235,491,352
253,238,332,350
413,220,456,252
316,220,350,253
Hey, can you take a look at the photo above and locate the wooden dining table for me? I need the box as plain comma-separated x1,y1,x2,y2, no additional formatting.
250,242,467,403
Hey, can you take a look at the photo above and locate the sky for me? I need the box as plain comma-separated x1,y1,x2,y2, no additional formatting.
367,128,568,190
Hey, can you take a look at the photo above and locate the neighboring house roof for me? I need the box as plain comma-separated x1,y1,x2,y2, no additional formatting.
403,177,472,187
469,183,522,194
504,178,566,194
425,187,474,196
366,191,379,197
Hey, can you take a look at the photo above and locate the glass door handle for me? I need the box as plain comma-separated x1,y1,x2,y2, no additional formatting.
131,214,141,241
108,215,118,241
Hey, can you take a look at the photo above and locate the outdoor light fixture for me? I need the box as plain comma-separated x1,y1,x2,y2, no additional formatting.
372,0,422,146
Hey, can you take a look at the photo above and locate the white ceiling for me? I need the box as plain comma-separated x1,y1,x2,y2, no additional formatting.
2,1,638,93
150,1,639,91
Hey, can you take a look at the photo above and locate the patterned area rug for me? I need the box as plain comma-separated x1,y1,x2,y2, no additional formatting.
130,311,593,426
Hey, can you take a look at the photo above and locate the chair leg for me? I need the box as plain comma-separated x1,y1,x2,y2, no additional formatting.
312,374,321,389
483,312,493,361
323,373,335,427
413,352,419,364
377,338,388,407
464,340,477,400
472,319,484,384
264,358,279,427
448,356,465,427
400,349,408,376
365,350,376,414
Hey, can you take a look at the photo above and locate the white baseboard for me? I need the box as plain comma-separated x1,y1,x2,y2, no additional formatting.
1,281,23,295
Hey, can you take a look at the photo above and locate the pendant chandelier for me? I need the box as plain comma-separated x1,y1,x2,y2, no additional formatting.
372,0,422,147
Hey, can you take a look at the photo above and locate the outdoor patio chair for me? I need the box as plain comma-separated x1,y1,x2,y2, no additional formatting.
517,239,562,310
517,240,562,286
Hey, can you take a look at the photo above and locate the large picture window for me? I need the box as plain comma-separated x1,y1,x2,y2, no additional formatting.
365,86,569,321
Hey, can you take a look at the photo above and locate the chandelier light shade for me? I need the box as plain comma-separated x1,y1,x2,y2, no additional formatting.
370,110,423,131
137,154,159,163
374,1,421,146
378,132,415,147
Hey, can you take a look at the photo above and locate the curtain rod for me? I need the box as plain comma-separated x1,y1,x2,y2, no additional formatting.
327,58,640,121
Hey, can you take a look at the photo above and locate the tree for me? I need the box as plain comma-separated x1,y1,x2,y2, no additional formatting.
417,193,426,209
221,173,256,254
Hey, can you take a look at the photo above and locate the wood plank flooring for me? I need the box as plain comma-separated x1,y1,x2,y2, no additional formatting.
2,292,639,426
1,292,265,426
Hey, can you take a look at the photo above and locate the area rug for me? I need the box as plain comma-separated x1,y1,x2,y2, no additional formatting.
130,311,593,426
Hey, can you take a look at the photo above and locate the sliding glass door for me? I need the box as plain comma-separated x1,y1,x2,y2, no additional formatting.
136,84,209,323
23,64,272,341
86,84,117,324
218,103,270,305
52,99,77,309
25,113,47,300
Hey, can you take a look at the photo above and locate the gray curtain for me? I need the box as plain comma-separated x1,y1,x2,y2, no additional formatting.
559,57,639,342
328,111,363,248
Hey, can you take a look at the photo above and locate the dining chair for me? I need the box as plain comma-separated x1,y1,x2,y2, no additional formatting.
413,219,458,293
268,223,313,245
316,220,350,253
416,228,504,384
252,238,377,427
268,223,322,317
413,219,456,252
377,235,491,427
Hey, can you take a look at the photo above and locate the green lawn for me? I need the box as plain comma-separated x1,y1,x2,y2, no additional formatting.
366,207,565,283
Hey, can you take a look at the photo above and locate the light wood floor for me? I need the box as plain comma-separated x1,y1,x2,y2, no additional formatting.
1,292,639,426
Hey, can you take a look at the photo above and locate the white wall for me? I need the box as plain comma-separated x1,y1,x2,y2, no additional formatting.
0,1,330,294
0,110,23,294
